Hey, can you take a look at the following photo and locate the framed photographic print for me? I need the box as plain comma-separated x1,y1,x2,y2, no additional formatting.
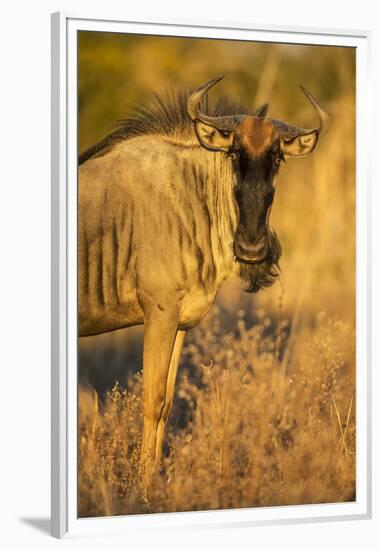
51,12,372,538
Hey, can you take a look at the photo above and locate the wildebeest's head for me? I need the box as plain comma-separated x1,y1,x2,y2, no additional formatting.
187,77,329,292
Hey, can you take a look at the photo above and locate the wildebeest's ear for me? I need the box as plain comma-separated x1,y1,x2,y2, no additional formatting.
281,129,319,156
194,120,234,152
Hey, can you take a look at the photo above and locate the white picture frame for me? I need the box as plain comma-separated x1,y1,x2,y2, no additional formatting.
51,11,372,539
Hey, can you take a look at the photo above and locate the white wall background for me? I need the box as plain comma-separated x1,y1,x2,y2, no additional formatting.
0,0,379,547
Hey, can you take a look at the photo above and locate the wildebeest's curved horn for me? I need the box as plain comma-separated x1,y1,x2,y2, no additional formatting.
187,76,246,131
271,85,330,139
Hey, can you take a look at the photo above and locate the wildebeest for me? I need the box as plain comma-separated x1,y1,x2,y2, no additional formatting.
78,77,329,488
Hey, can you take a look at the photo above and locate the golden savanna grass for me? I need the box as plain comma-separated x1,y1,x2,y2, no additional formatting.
78,36,356,517
79,312,355,517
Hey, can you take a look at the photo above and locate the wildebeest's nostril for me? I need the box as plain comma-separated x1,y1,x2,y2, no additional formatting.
235,232,268,262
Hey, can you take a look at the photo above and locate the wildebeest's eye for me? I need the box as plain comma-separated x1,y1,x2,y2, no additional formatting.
270,142,284,167
274,151,285,166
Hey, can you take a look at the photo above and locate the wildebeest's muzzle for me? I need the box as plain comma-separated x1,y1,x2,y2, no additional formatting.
237,230,282,293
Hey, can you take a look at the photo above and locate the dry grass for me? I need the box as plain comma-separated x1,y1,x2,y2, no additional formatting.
79,310,355,517
78,39,356,517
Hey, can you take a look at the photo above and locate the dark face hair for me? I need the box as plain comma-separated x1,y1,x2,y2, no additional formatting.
232,135,283,293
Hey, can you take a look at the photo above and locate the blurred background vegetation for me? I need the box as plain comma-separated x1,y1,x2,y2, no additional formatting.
77,31,356,515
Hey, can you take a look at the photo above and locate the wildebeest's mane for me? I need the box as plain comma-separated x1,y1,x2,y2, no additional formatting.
79,91,259,165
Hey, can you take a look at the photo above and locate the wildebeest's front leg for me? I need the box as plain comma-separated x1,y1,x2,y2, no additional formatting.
154,330,186,461
140,308,181,489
